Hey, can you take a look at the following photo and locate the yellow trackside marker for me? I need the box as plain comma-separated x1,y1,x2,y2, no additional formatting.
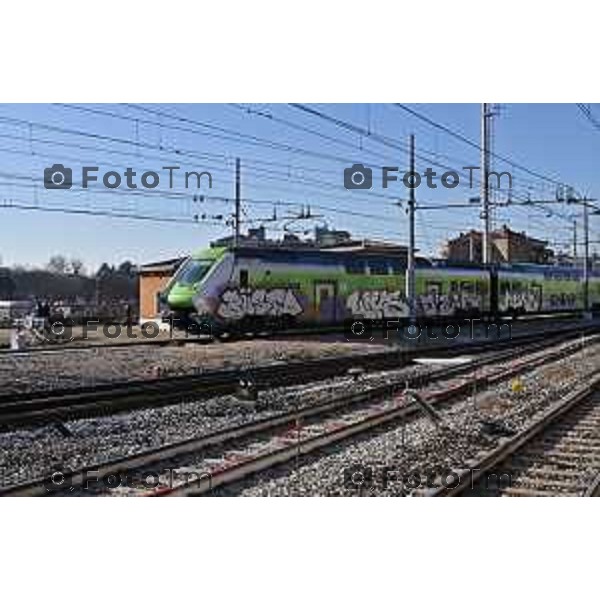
511,378,524,393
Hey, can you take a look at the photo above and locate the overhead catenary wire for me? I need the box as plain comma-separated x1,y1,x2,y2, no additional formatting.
0,103,592,259
392,103,573,190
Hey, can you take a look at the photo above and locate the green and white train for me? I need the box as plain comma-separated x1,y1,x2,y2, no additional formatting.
165,245,596,332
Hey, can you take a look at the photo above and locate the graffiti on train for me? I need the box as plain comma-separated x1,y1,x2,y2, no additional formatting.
499,290,542,312
417,292,482,316
547,293,578,310
346,290,409,319
217,288,303,320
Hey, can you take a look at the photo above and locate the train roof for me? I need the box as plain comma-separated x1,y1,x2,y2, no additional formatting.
439,261,589,275
496,263,584,274
185,247,600,276
189,246,229,261
227,245,431,266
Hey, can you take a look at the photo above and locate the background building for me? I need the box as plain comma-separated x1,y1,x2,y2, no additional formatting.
138,257,185,323
441,225,554,264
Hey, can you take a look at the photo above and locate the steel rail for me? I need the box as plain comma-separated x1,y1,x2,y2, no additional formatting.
2,333,590,497
2,323,598,430
430,375,600,497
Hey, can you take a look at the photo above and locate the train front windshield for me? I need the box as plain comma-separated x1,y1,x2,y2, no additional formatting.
177,258,214,286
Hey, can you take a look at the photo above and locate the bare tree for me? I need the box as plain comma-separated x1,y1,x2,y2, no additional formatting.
47,255,68,274
117,260,136,278
70,257,85,276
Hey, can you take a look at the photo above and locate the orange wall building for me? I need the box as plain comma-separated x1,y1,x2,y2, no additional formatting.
138,258,184,323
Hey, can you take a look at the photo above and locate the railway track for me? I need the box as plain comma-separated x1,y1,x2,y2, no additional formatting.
0,344,458,428
2,333,595,496
0,324,596,429
0,337,174,356
432,378,600,497
0,313,587,355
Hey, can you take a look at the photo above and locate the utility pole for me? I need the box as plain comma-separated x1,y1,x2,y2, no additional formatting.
234,157,241,247
481,103,492,265
583,200,589,312
406,134,416,324
573,219,578,260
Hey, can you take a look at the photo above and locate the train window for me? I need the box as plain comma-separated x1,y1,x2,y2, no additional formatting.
177,258,213,285
345,260,365,274
240,269,249,288
426,281,442,296
390,260,404,274
368,259,389,275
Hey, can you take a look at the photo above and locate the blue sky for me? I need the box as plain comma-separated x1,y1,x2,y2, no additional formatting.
0,103,598,272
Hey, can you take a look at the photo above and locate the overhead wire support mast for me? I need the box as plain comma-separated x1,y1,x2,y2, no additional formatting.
571,195,596,315
584,199,589,313
235,157,241,247
406,134,416,325
560,193,597,314
481,103,492,265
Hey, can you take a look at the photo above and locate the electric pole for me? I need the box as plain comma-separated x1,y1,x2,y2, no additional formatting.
235,157,241,247
406,134,416,324
569,196,596,314
583,200,589,312
481,103,491,265
573,219,578,260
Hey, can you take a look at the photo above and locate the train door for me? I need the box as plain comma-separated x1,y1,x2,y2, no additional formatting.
314,281,337,324
530,282,542,312
425,280,442,316
490,270,498,317
459,280,474,312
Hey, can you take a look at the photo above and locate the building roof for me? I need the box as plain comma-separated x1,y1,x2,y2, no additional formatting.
447,226,547,246
138,257,185,274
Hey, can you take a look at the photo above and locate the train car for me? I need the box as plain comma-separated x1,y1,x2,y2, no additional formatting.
165,247,228,321
202,245,410,331
165,244,597,333
414,265,489,318
167,245,416,331
496,264,584,315
165,245,494,332
588,269,600,310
